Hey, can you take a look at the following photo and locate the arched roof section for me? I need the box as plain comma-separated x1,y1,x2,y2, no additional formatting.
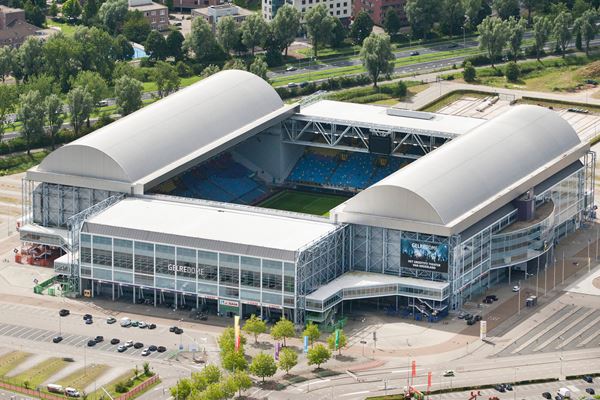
343,105,582,228
37,70,284,184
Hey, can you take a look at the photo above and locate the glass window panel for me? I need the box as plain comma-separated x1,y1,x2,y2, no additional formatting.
198,251,218,282
219,286,239,298
114,271,133,284
240,289,260,302
284,276,294,293
262,272,281,291
134,242,154,274
93,267,112,280
219,266,239,285
284,296,295,307
92,236,112,267
156,276,175,289
197,282,218,296
155,244,174,277
80,234,91,264
176,247,196,279
241,256,260,272
81,266,91,277
241,270,260,288
262,259,281,274
135,274,154,287
113,239,133,271
283,262,295,276
220,253,239,269
262,291,281,305
177,279,196,293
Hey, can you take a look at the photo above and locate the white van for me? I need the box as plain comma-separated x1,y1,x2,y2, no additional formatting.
120,317,131,327
557,388,571,398
65,387,80,397
47,384,64,393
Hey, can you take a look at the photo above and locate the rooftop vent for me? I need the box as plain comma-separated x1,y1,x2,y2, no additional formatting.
386,108,435,120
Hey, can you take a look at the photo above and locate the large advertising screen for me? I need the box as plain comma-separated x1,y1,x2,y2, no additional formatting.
401,239,449,273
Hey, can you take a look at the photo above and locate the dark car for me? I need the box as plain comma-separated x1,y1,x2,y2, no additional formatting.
543,392,552,399
53,336,63,343
87,340,96,347
174,328,183,335
494,384,506,392
148,345,157,352
133,342,144,349
474,315,482,322
59,309,70,317
169,326,177,332
148,324,157,330
555,395,562,400
410,51,420,56
94,336,104,343
586,388,595,395
467,318,476,325
483,298,493,304
505,384,513,391
110,338,120,345
83,314,92,320
583,376,593,383
85,318,93,325
489,295,498,301
157,346,166,353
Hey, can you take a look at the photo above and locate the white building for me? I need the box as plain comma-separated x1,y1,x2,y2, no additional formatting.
262,0,350,21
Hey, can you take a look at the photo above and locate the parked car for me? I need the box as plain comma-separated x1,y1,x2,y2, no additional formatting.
53,336,63,343
495,384,506,392
65,387,80,397
59,309,70,317
87,340,96,347
583,376,593,383
149,345,157,352
169,326,177,332
107,317,116,324
543,392,552,399
110,338,120,345
133,342,144,349
299,81,309,88
157,346,166,353
141,348,150,356
148,324,157,330
131,320,139,327
410,50,420,56
85,318,93,325
138,322,147,329
458,311,467,319
94,336,104,343
117,345,127,352
83,314,92,320
585,388,595,395
488,295,498,301
474,315,482,322
286,66,297,72
125,340,134,348
512,285,520,292
467,318,476,325
505,384,513,391
443,370,455,377
483,297,493,304
174,328,183,334
97,100,109,107
287,82,298,88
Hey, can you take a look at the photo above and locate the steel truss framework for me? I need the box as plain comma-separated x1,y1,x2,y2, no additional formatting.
295,224,347,324
282,117,453,159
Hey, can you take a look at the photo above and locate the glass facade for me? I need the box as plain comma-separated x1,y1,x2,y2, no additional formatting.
79,234,296,311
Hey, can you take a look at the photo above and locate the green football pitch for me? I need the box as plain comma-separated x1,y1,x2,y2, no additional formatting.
257,190,350,216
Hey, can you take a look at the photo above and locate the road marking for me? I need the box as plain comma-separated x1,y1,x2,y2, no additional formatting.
340,390,370,397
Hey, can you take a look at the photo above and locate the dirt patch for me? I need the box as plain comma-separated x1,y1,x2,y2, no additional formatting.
593,276,600,289
579,61,600,79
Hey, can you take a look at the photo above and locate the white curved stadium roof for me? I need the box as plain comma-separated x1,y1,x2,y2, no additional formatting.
30,70,295,192
333,105,589,236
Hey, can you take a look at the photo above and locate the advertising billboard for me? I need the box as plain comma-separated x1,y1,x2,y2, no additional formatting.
401,239,449,273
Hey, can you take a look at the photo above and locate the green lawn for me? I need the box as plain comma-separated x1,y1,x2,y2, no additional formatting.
0,352,30,378
45,18,78,37
142,75,203,92
11,358,68,388
258,190,349,216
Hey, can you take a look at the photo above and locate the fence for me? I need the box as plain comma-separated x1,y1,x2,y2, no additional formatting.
115,374,160,400
33,276,57,295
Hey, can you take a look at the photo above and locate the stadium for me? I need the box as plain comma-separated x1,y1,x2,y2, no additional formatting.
18,70,596,326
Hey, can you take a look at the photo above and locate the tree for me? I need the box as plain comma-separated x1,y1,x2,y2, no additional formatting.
17,90,45,155
521,0,539,26
18,36,45,80
307,343,331,369
272,4,300,56
249,57,268,81
170,377,192,399
216,16,240,54
305,4,335,58
360,32,394,88
574,9,598,55
506,16,526,61
49,1,58,16
185,17,219,61
242,314,267,344
218,327,247,355
249,352,277,383
202,64,221,78
383,8,401,36
83,0,98,24
142,362,151,376
193,364,222,389
114,75,143,115
0,46,15,82
123,10,152,43
492,0,519,20
278,347,298,375
0,85,16,141
404,0,438,38
350,11,374,45
330,18,347,48
98,0,128,34
303,322,320,347
270,317,295,347
153,61,180,98
43,33,79,92
462,61,476,81
229,370,252,399
73,26,116,81
114,34,134,61
72,71,108,107
165,30,185,61
327,329,348,355
62,0,82,20
504,60,520,81
477,16,509,67
164,0,173,10
572,0,590,18
462,0,484,30
241,14,268,56
44,94,63,150
533,15,552,60
553,10,572,58
67,87,93,136
145,30,167,60
24,1,45,27
222,349,248,372
23,74,59,99
440,0,465,37
224,58,246,70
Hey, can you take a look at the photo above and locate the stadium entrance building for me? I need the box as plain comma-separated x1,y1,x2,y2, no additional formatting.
19,71,595,325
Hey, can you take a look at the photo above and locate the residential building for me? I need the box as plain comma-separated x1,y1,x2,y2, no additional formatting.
262,0,351,22
0,5,41,47
128,0,169,31
353,0,407,26
191,4,253,32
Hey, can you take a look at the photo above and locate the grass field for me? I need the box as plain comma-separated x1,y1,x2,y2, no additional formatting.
258,190,349,216
11,357,68,388
57,364,109,392
0,351,30,377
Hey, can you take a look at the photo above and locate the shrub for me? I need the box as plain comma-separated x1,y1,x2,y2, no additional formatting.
175,61,193,77
393,80,407,97
463,61,476,82
114,381,130,393
505,61,520,82
463,54,491,67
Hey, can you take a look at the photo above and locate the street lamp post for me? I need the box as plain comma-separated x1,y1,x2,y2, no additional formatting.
562,252,565,284
536,257,540,297
517,280,521,315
